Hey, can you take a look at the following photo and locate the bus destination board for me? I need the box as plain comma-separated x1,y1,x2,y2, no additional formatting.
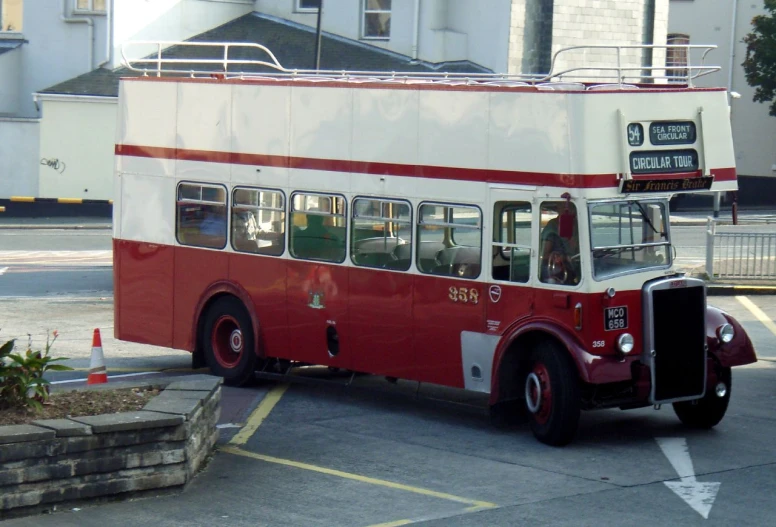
649,121,696,145
621,176,713,193
629,149,698,175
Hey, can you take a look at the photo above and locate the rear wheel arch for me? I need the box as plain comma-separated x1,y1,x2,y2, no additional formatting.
192,283,262,368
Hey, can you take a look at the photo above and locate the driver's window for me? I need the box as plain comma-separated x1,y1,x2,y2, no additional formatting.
492,201,531,283
539,202,580,286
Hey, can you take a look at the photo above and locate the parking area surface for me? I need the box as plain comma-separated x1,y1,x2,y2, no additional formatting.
3,294,776,526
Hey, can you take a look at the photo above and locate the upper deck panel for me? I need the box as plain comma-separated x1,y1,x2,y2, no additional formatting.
116,42,736,194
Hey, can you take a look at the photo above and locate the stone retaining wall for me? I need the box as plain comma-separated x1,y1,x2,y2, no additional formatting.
0,376,222,519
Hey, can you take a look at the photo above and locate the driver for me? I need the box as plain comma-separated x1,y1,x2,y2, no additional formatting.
540,204,579,284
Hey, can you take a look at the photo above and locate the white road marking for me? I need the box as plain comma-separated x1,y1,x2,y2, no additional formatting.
656,437,721,519
0,267,7,276
0,251,112,266
50,371,161,385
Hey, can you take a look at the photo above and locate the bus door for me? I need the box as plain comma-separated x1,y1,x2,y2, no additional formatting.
487,195,535,337
348,198,415,378
285,193,351,370
412,203,487,387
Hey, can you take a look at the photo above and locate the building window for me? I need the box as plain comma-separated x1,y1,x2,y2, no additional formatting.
362,0,391,39
351,198,412,271
231,187,286,257
176,183,228,250
1,0,24,32
666,34,690,80
296,0,320,12
75,0,106,13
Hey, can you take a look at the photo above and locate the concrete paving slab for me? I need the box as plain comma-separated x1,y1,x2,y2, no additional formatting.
70,411,183,433
0,425,55,445
31,419,92,437
142,395,202,420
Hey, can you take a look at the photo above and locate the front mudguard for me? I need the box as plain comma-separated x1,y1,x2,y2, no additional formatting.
706,305,757,367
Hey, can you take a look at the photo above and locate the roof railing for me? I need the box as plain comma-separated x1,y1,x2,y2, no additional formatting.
121,41,720,88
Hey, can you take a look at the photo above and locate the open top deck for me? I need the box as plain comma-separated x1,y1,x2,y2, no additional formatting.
121,41,721,90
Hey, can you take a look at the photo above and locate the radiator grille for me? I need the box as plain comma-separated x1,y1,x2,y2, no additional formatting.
651,286,706,401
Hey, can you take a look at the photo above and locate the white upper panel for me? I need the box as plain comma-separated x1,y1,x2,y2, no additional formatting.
176,82,232,153
488,92,571,174
120,173,175,244
118,81,177,148
290,86,353,162
353,88,419,165
418,90,489,170
232,84,291,157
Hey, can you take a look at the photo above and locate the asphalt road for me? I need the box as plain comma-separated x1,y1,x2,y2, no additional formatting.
2,226,776,526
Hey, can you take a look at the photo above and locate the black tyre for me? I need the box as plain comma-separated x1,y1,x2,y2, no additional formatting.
673,367,731,429
202,297,257,387
524,341,581,446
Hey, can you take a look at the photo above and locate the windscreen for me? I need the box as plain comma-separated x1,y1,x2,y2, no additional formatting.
589,200,671,279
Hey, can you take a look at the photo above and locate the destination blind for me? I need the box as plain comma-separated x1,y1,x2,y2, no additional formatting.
629,149,699,175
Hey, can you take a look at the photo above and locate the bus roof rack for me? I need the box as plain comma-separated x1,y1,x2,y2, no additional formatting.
121,42,721,89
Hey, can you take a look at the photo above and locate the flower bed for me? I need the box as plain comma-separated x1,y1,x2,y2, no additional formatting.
0,376,222,520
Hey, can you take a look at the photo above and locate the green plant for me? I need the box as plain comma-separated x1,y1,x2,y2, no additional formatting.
0,332,73,412
742,0,776,116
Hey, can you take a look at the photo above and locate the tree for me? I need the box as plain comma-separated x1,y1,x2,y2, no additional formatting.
742,0,776,116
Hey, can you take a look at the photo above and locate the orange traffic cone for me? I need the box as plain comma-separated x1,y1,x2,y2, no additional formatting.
87,329,108,385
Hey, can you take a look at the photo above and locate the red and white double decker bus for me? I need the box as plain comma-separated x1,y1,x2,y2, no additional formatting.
114,43,756,445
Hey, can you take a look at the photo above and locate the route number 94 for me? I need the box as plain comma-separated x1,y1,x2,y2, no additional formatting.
449,286,479,304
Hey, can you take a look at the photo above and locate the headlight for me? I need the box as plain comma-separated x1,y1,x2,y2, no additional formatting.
717,323,735,344
617,333,635,354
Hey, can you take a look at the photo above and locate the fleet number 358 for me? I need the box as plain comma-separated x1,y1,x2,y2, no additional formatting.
449,287,479,304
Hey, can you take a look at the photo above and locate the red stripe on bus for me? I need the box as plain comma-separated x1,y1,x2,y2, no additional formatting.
115,144,736,188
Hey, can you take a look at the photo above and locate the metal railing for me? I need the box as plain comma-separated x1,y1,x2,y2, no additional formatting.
120,41,720,88
706,218,776,280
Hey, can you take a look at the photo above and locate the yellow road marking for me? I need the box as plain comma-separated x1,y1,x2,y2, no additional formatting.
57,198,83,204
222,445,497,509
736,296,776,337
366,520,414,527
229,383,290,445
10,196,34,202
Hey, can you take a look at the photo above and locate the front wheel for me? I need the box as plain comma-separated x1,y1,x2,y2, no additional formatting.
202,297,257,386
524,342,581,446
673,367,731,429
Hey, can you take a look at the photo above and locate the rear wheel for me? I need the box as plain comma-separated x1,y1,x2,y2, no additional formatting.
202,297,257,386
673,367,731,428
524,342,581,446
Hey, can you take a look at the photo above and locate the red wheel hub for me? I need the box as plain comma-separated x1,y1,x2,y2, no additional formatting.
525,363,552,425
211,315,243,368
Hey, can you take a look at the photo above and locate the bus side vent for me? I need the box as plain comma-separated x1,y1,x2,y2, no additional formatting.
326,326,340,357
471,365,483,381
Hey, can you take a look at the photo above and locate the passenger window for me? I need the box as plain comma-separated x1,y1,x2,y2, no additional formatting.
176,182,227,249
417,203,482,279
351,198,412,271
231,187,285,256
492,202,532,283
289,193,347,263
539,201,580,286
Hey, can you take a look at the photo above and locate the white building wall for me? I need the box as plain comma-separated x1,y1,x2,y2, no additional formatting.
0,46,21,114
253,0,511,72
38,97,117,200
0,117,40,197
17,0,110,118
114,0,254,68
669,0,776,179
